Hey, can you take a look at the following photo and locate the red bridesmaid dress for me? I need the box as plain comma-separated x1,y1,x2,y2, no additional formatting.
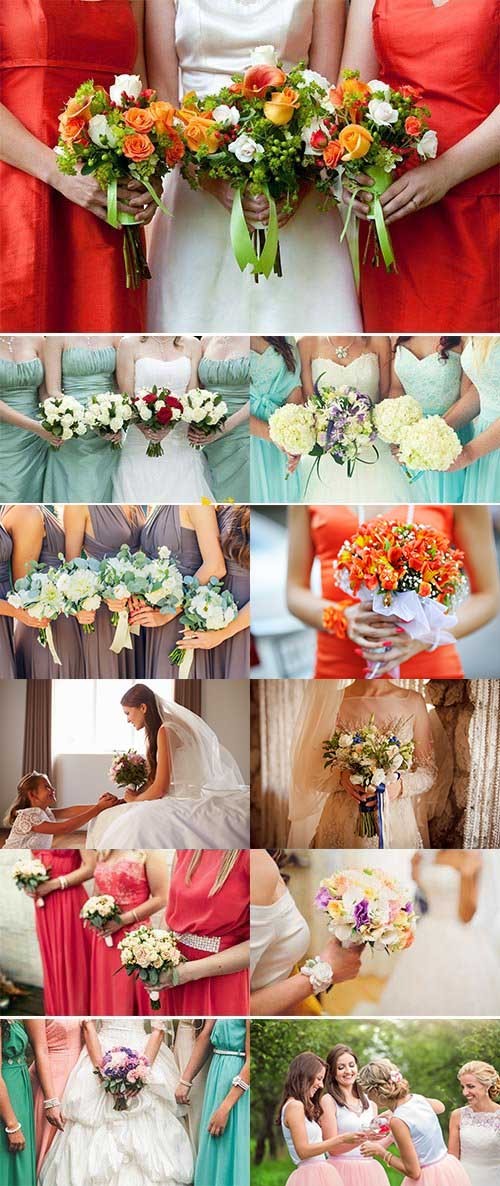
89,854,154,1016
161,850,250,1016
360,0,499,331
33,850,91,1015
311,504,464,679
0,0,146,331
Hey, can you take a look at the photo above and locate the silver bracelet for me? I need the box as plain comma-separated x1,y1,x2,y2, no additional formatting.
232,1075,249,1092
58,876,68,890
179,1078,192,1089
43,1098,61,1110
5,1122,22,1134
300,956,334,994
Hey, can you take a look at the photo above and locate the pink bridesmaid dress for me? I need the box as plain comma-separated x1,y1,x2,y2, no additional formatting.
33,850,91,1015
30,1019,83,1176
89,854,154,1015
161,850,250,1016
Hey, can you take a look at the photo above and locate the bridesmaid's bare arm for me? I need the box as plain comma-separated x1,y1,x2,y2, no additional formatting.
8,504,44,583
175,1021,215,1103
34,850,97,898
97,851,169,930
25,1022,64,1132
41,338,64,399
131,0,147,83
182,505,227,582
63,505,91,560
153,940,250,991
116,336,138,398
145,0,179,103
372,336,392,397
309,0,347,80
143,1024,166,1066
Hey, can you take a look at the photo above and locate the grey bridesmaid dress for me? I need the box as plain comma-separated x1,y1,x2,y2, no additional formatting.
209,506,250,678
0,520,16,678
15,510,84,678
82,505,146,678
140,506,211,678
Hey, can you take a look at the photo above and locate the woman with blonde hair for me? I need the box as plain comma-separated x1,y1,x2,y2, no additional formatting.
449,1060,500,1185
357,1058,471,1185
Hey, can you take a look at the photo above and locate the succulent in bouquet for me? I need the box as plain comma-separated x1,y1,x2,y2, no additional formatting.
130,386,184,457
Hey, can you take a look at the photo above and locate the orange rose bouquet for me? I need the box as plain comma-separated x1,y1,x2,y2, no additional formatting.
310,70,438,273
55,74,184,288
176,46,337,279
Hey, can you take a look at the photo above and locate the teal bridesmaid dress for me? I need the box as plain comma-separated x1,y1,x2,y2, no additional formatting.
462,338,500,502
199,355,250,503
194,1019,249,1186
0,357,46,501
42,346,118,502
0,1022,36,1186
250,342,303,503
394,345,470,502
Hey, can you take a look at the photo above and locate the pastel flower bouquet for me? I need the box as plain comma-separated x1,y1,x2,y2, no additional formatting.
168,575,239,678
374,395,462,480
81,894,122,948
334,518,468,677
314,867,418,952
322,716,415,847
99,543,184,654
269,384,378,489
40,396,88,445
118,925,185,1009
96,1047,151,1111
311,70,438,273
130,386,184,457
7,562,65,665
55,73,181,287
12,857,51,908
55,555,102,634
181,388,228,445
109,750,149,795
84,391,133,449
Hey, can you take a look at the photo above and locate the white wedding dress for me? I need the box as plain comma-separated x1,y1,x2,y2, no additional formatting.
147,0,361,333
300,354,412,501
459,1107,500,1185
39,1019,194,1186
113,356,213,502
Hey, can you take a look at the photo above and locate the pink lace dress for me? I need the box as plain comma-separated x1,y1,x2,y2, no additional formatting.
89,855,154,1016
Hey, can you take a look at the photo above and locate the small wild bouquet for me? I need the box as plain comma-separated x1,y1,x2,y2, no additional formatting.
84,392,133,448
269,383,378,489
374,395,462,480
81,894,122,948
118,925,185,1009
55,555,102,634
7,562,64,665
109,750,148,795
181,388,228,445
322,715,415,846
12,857,51,908
168,575,239,678
130,386,184,457
40,396,88,445
314,867,417,952
55,73,182,287
96,1047,151,1111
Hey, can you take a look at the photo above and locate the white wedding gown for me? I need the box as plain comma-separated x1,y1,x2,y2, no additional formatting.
459,1106,500,1185
113,356,213,502
40,1019,194,1186
86,784,250,849
147,0,361,333
300,354,412,501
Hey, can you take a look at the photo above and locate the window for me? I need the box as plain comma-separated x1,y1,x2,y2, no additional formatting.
52,680,175,757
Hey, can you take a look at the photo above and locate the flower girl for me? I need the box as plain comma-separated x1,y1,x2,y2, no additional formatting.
3,772,117,849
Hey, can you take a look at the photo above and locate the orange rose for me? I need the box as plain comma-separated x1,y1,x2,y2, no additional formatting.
124,107,155,133
241,64,287,99
122,133,155,162
59,114,88,144
322,139,344,168
405,115,422,136
165,132,185,166
178,111,221,154
338,123,373,161
263,86,300,126
64,94,92,122
149,100,176,134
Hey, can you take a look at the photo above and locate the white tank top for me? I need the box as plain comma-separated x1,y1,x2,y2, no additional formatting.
281,1101,326,1165
330,1099,378,1160
394,1095,447,1166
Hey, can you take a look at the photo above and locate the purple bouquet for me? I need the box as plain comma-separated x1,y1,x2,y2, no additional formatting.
96,1046,151,1111
302,381,379,493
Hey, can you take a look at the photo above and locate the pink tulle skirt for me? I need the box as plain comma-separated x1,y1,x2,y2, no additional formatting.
329,1157,390,1184
403,1154,472,1185
287,1163,344,1186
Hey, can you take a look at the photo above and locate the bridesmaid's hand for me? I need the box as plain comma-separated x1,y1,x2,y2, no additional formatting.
360,1139,386,1158
187,426,218,446
447,444,471,472
379,159,451,225
342,172,374,219
6,1126,25,1154
207,1101,231,1137
125,177,162,225
364,635,429,676
55,169,140,223
345,603,402,651
175,1081,191,1106
128,599,174,628
76,610,96,626
105,597,129,614
15,609,51,629
97,918,123,938
45,1105,65,1132
37,425,63,447
175,627,221,652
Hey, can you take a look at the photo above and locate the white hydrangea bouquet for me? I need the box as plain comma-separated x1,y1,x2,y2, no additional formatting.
12,857,51,908
374,395,462,479
168,575,239,678
323,715,415,847
84,391,133,449
118,925,185,1008
314,867,418,953
81,894,122,948
40,395,88,444
55,555,102,634
7,561,64,664
181,388,228,445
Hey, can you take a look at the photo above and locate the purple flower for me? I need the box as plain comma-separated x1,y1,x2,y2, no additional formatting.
315,887,331,910
354,898,371,929
403,901,413,913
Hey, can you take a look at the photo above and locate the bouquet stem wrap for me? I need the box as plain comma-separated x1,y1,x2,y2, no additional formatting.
40,624,61,667
169,648,194,680
109,609,140,655
230,186,279,279
342,165,395,284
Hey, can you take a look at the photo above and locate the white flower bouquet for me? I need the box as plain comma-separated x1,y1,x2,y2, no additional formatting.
168,575,239,678
55,555,102,634
98,544,146,654
314,867,418,953
81,894,122,948
322,715,415,847
84,391,133,449
373,395,462,479
12,857,51,908
40,396,88,444
268,404,317,460
373,395,423,444
118,925,185,1008
7,561,65,664
181,388,228,446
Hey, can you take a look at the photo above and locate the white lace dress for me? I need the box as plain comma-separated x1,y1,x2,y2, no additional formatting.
147,0,361,334
39,1019,194,1186
459,1107,500,1186
3,807,55,849
112,355,214,502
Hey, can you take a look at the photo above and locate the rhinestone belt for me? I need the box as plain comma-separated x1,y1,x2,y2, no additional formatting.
173,930,221,953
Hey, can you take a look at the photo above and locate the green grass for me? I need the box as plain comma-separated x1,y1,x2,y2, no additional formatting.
250,1152,404,1185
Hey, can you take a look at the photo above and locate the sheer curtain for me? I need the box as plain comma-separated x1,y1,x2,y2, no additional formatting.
465,679,500,847
23,680,52,779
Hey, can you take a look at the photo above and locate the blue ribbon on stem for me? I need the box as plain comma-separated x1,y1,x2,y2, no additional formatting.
375,782,386,849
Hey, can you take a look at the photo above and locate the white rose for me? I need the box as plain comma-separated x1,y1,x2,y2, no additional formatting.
297,69,331,93
61,427,73,440
417,129,438,159
338,733,354,748
212,104,240,128
228,133,264,163
367,99,398,126
368,79,391,98
250,45,278,66
109,73,143,107
88,114,117,148
139,407,152,421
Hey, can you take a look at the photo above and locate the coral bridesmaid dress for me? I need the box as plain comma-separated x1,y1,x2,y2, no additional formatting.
89,854,154,1016
34,851,92,1015
360,0,499,331
0,0,146,332
161,850,250,1016
310,505,464,679
31,1020,83,1177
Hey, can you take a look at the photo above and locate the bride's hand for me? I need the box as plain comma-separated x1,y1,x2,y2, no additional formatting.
123,789,138,802
339,769,377,807
45,1105,65,1132
138,425,170,443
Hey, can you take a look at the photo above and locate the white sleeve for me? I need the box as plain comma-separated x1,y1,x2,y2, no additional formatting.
250,908,277,985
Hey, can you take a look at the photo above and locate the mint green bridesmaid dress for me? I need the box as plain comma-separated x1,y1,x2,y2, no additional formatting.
250,342,303,503
462,338,500,502
194,1019,249,1186
0,1022,36,1186
199,355,250,503
0,357,46,501
394,345,471,502
42,346,117,502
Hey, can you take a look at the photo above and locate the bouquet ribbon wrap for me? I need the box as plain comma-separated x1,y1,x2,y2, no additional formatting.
109,608,141,655
177,649,195,680
106,174,171,230
358,589,457,680
342,163,396,284
41,623,61,667
230,186,279,278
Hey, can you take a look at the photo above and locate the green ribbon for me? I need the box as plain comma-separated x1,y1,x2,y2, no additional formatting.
366,164,396,272
230,186,279,278
107,173,171,232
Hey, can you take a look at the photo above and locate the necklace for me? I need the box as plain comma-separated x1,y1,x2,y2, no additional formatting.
0,336,15,356
327,337,356,360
